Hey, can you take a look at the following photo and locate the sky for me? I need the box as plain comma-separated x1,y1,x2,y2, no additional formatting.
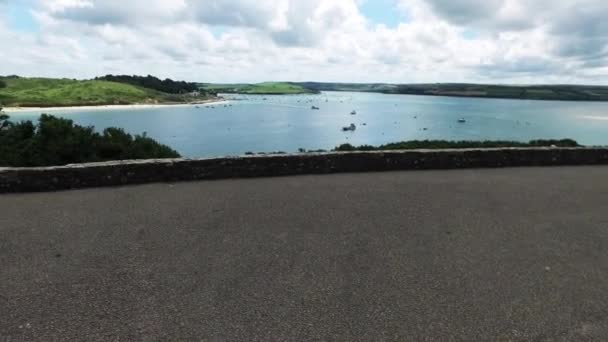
1,0,607,84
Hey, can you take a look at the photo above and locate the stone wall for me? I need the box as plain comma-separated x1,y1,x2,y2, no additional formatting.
1,147,608,193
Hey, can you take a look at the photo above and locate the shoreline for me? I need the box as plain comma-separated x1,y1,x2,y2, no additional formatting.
3,99,229,114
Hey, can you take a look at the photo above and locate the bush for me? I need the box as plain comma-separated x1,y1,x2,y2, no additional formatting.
0,79,6,88
333,139,580,152
95,74,201,94
0,112,180,167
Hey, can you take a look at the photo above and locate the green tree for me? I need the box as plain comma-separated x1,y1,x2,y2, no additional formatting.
0,113,180,167
0,108,10,129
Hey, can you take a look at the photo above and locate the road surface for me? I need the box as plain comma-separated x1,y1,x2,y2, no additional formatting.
2,166,608,341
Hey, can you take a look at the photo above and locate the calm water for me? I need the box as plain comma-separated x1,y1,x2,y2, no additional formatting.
8,91,608,158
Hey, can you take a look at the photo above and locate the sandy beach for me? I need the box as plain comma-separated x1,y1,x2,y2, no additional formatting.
3,99,229,114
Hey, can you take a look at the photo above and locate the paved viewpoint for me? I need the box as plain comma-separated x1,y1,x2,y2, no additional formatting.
2,167,608,341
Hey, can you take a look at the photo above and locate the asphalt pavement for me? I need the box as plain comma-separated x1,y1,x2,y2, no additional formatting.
2,166,608,341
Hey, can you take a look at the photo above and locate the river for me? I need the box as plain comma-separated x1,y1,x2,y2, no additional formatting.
7,91,608,158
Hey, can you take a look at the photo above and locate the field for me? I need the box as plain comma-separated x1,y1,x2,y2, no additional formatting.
199,82,318,95
294,82,608,101
0,77,207,107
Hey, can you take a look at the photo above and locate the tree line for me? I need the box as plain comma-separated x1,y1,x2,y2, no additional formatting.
334,139,580,151
95,74,202,94
0,109,180,167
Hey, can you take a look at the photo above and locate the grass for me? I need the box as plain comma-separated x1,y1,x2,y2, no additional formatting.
333,139,581,152
293,82,608,101
0,77,210,107
199,82,318,95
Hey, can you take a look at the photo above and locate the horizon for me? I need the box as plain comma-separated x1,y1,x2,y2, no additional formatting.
4,75,608,88
1,1,607,84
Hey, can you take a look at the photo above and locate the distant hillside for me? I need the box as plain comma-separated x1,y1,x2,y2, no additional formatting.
199,82,318,95
96,75,202,95
295,82,398,93
0,76,213,107
293,82,608,101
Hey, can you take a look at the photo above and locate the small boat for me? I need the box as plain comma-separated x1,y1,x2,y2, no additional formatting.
350,110,357,115
195,106,200,109
311,106,320,110
342,123,357,132
458,118,467,123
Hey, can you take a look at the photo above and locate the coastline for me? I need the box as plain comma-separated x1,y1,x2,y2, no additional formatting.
3,99,229,114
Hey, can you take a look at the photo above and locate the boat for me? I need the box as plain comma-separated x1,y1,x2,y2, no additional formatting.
458,118,467,123
342,123,357,132
311,106,320,110
350,110,357,115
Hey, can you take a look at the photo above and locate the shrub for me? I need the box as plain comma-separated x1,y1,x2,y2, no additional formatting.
0,112,180,167
95,75,202,94
333,139,580,152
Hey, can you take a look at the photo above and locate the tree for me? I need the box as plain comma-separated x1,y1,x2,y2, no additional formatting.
0,113,180,167
0,108,10,129
0,80,6,88
95,74,202,94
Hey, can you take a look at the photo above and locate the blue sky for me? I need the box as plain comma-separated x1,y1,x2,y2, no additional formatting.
5,0,37,32
359,0,406,28
1,0,607,84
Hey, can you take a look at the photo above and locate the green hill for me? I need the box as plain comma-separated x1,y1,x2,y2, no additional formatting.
294,82,608,101
0,76,211,107
200,82,318,95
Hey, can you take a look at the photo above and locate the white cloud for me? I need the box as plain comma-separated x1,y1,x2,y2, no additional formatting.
0,0,606,83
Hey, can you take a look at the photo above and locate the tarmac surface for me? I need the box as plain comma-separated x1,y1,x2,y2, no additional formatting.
2,166,608,341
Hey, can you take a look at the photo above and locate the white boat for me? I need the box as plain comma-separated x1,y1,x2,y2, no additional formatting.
351,110,357,115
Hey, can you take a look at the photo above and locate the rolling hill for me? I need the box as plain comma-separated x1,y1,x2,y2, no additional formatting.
199,82,318,95
293,82,608,101
0,76,212,107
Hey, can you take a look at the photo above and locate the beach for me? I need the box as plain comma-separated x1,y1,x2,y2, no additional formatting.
3,99,229,114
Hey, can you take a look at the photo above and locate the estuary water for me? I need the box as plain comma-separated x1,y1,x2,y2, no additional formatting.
8,91,608,158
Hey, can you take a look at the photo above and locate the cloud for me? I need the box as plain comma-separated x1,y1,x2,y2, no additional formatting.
0,0,606,83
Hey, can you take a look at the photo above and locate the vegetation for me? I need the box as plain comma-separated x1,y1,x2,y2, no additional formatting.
0,79,6,89
295,82,397,93
199,82,318,95
0,76,213,107
387,84,608,101
96,74,202,95
334,139,580,152
294,82,608,101
0,110,180,167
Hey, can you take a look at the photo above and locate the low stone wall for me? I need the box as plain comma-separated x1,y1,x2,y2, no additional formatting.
1,147,608,193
